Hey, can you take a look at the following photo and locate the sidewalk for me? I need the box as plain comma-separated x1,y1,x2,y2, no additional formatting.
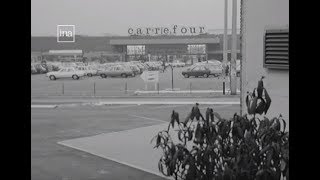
134,89,240,95
58,123,169,179
58,121,196,179
31,94,240,99
31,96,240,107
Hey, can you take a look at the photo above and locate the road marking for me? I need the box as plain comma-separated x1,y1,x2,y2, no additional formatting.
103,105,139,109
58,104,79,108
135,89,241,94
209,104,234,109
31,105,58,108
148,104,187,109
128,114,167,123
99,101,240,105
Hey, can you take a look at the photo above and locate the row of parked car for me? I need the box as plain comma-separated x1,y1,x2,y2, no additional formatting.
46,63,138,80
31,63,60,74
44,61,165,80
34,59,240,80
181,60,241,78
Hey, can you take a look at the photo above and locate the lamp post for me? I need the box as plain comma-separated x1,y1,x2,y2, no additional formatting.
230,0,237,95
170,65,174,90
223,0,228,65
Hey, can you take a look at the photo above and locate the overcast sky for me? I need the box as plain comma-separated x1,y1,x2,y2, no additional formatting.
31,0,240,36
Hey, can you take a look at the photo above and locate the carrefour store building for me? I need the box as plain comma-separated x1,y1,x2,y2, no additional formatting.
109,26,240,63
31,26,241,63
111,35,223,63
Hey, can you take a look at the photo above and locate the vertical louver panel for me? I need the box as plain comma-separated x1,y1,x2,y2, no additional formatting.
264,29,289,69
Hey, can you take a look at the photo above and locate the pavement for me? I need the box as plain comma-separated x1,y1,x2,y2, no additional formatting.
58,122,170,179
31,69,241,97
32,103,240,180
58,119,206,179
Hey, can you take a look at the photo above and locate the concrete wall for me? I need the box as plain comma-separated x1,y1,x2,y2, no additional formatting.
240,0,289,125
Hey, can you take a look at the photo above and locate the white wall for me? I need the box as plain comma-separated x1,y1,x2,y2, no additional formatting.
240,0,289,127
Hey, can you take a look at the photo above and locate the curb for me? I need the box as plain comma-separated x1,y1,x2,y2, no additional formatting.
31,95,241,99
32,101,240,108
31,105,58,109
134,90,241,94
96,101,240,105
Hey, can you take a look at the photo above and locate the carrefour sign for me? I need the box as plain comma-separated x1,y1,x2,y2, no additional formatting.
128,25,206,36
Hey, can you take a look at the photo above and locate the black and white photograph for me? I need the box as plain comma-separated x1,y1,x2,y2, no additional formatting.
31,0,289,179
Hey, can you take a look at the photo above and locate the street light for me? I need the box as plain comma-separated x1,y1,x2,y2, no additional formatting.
170,65,174,90
230,0,237,95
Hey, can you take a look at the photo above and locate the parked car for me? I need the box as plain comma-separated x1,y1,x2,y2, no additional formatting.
134,63,146,72
44,62,61,72
97,64,108,71
207,64,223,77
145,62,161,71
97,66,135,78
76,66,98,77
130,60,142,65
34,63,47,74
128,64,141,75
75,62,85,66
139,63,149,70
46,67,85,80
182,65,211,78
207,59,222,66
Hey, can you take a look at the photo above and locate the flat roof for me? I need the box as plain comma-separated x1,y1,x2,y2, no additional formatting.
42,50,83,56
110,35,220,45
48,50,83,54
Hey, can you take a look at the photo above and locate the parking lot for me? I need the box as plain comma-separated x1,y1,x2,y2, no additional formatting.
31,67,240,97
31,103,240,180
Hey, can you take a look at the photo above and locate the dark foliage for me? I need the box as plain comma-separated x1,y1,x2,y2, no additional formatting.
152,78,289,180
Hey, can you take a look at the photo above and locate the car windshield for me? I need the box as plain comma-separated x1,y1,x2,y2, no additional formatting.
208,65,221,69
192,67,201,71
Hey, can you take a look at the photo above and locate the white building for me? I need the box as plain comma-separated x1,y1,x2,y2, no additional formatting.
240,0,289,127
42,50,83,62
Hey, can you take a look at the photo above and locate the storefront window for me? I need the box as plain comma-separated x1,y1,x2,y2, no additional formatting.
127,45,146,55
188,44,206,54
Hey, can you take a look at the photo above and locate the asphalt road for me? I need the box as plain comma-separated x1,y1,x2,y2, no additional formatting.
31,104,240,180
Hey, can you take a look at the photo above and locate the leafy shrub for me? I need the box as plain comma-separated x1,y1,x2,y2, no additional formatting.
152,77,289,180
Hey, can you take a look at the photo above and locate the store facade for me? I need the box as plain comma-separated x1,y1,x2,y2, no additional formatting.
41,50,83,62
110,34,234,64
31,34,241,63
